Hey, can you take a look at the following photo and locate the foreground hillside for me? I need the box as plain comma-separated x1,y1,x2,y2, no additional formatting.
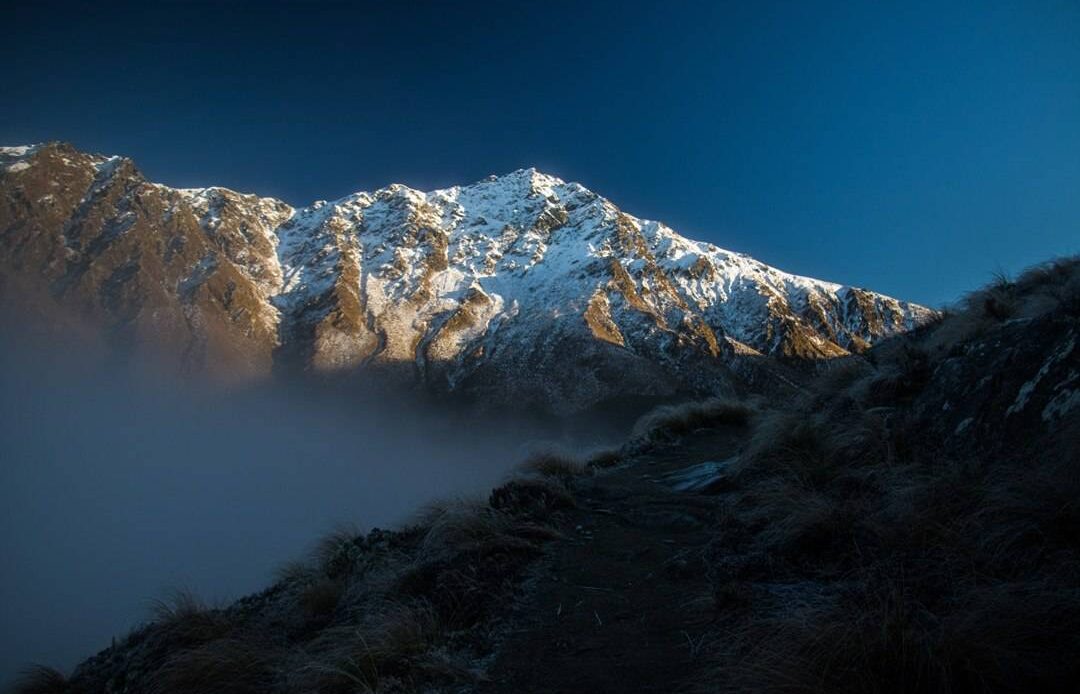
15,257,1077,693
0,143,931,415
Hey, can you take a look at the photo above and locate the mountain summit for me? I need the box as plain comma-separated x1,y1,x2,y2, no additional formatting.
0,143,933,413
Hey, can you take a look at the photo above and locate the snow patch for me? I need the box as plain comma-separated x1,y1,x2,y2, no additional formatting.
1006,334,1076,417
1042,368,1079,423
0,145,34,157
1043,388,1080,423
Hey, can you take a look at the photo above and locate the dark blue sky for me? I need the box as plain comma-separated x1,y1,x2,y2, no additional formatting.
3,0,1077,306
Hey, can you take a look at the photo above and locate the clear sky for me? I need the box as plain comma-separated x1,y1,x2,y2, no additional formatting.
3,0,1077,306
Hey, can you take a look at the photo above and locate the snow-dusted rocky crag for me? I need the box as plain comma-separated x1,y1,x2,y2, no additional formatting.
0,143,934,413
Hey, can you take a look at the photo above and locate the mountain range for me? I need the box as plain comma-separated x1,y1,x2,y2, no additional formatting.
0,143,933,413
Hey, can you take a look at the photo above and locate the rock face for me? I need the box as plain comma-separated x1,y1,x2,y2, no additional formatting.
0,142,934,413
913,314,1079,458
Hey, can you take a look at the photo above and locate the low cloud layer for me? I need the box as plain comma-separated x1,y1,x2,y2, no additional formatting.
0,337,600,682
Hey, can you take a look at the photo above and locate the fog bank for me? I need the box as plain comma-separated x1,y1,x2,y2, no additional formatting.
0,344,604,683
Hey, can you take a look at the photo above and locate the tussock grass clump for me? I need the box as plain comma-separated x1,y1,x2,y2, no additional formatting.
415,498,525,561
489,477,577,519
312,523,366,579
981,269,1021,320
517,451,587,483
705,567,1080,694
274,523,392,624
294,599,462,693
585,447,623,469
147,639,278,694
298,576,347,621
864,346,932,406
707,435,1080,691
808,357,875,400
405,499,561,617
365,600,444,662
306,485,568,689
275,559,316,586
1015,256,1080,317
922,256,1080,354
148,589,231,647
632,397,755,441
699,258,1080,693
10,666,68,694
149,588,209,623
736,410,829,476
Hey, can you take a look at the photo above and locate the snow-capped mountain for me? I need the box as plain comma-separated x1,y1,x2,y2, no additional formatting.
0,143,934,413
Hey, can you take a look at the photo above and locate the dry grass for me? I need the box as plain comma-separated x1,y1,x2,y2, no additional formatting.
632,397,755,440
489,477,576,518
149,587,209,623
808,357,875,400
148,589,231,646
396,492,566,634
291,489,569,691
731,409,844,486
704,567,1080,694
299,576,347,620
147,639,278,694
698,258,1080,692
311,522,366,579
304,483,568,689
10,666,67,694
1015,256,1080,317
517,451,587,483
585,447,623,469
275,558,316,586
415,498,525,562
922,256,1080,355
705,433,1080,691
293,599,459,693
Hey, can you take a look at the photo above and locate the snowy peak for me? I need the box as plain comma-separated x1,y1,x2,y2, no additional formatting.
453,167,567,198
0,142,936,413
